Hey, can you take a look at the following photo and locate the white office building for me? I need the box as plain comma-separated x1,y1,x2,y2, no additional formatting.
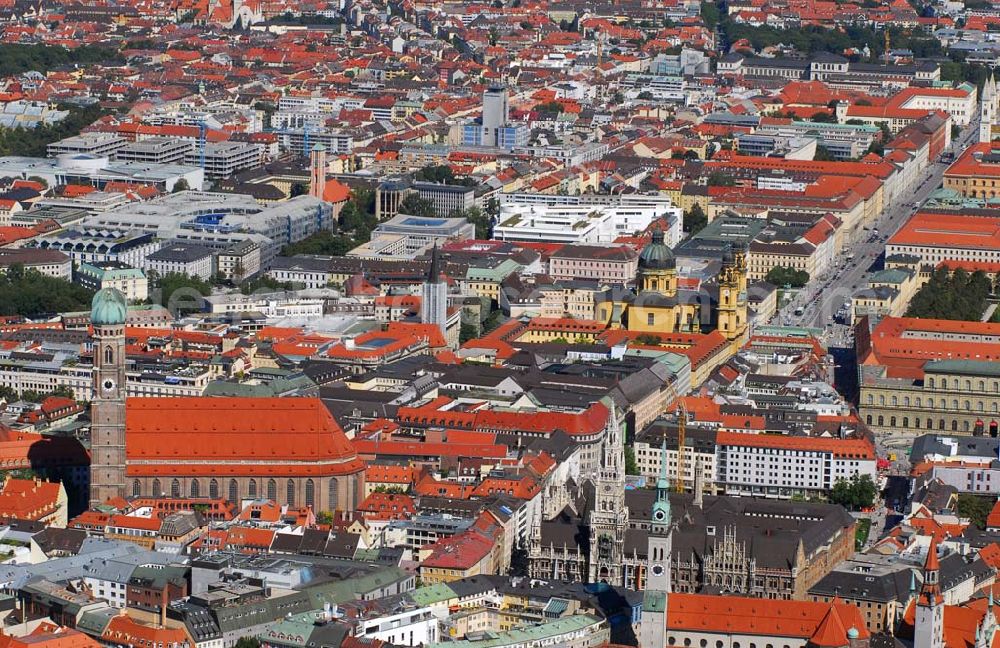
115,137,194,164
716,430,877,499
47,133,127,158
79,192,334,269
494,194,682,246
185,142,262,178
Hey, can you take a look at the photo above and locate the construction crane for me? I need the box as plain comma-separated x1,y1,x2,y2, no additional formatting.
659,375,689,493
198,120,207,170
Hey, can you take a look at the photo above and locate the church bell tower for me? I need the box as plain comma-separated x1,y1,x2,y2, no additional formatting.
640,434,672,648
89,288,128,508
717,243,748,345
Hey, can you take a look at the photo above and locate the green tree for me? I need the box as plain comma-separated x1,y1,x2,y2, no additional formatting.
281,230,356,258
706,171,734,187
906,267,993,321
414,164,472,185
533,101,565,113
234,638,261,648
0,103,109,157
172,178,190,193
765,266,809,288
957,494,995,529
700,1,720,30
157,273,211,313
316,511,333,525
241,275,297,294
460,322,479,343
450,206,491,239
813,144,836,161
399,193,436,218
509,540,530,577
828,474,878,510
624,445,638,475
0,43,123,77
0,266,93,317
684,203,707,236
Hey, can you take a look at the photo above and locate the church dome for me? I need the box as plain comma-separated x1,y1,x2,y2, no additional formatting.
638,229,675,270
91,287,128,326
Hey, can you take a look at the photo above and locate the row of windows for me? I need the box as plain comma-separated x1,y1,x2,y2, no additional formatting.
870,391,1000,407
133,477,339,509
864,414,997,433
667,639,792,648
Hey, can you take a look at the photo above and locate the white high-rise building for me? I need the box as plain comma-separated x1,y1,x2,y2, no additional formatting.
420,245,448,339
482,86,509,146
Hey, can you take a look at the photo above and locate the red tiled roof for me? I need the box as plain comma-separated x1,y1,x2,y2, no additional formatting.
0,478,62,522
394,397,608,437
421,529,495,570
124,398,363,477
0,623,100,648
353,439,507,460
364,465,414,485
889,211,1000,251
716,430,874,459
668,594,869,642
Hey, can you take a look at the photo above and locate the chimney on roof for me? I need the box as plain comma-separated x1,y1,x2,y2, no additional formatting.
160,585,168,628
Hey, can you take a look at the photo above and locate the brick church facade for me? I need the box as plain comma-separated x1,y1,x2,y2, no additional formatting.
89,287,365,513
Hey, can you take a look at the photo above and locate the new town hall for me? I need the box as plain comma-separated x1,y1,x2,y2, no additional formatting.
527,407,856,598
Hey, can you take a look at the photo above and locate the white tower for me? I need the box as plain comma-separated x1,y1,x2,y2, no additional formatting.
915,540,945,648
981,74,996,144
640,434,672,648
481,86,509,147
420,244,448,339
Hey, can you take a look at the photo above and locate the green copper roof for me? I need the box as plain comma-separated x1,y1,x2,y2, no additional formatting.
638,229,675,270
642,591,667,613
91,287,127,326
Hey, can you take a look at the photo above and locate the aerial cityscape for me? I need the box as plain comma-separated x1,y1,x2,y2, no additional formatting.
2,0,1000,646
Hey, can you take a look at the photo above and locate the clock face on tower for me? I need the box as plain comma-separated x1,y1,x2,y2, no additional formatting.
654,508,665,522
651,564,664,576
102,378,116,395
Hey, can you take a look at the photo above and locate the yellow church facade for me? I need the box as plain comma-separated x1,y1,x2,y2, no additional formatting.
596,229,749,350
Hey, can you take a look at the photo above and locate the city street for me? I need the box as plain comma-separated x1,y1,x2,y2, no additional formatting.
774,122,979,333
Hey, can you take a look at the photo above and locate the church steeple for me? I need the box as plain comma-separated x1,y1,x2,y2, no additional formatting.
420,243,449,343
89,288,128,508
981,74,996,144
641,427,673,648
915,540,945,648
427,242,443,284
